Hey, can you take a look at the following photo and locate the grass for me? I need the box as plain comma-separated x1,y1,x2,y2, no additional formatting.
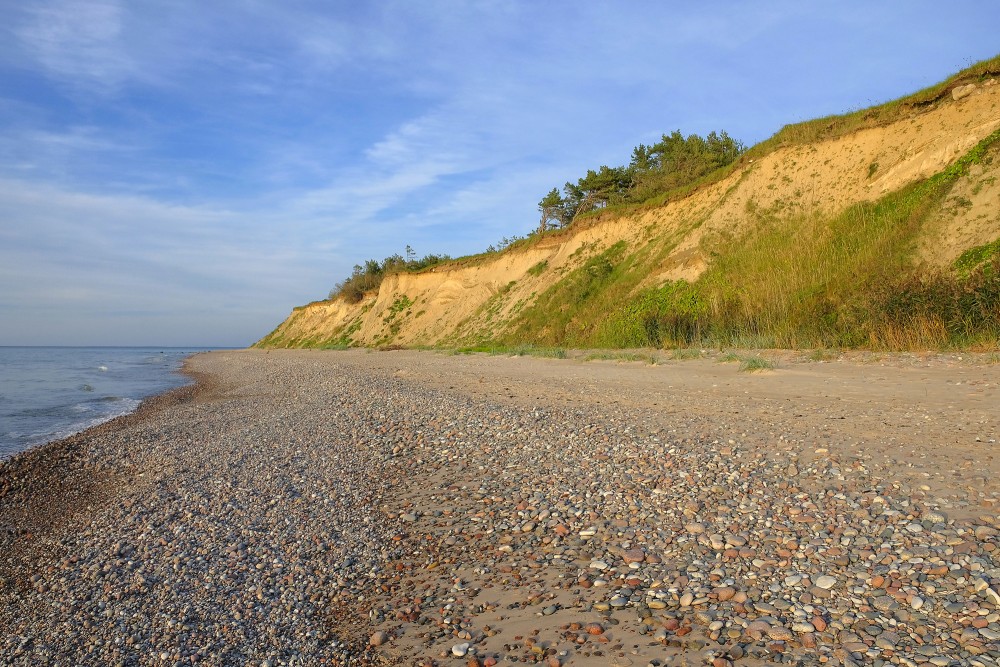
741,56,1000,163
527,260,549,277
739,356,775,373
445,344,567,359
583,351,657,364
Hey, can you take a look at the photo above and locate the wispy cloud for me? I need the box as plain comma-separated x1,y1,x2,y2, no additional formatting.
17,0,135,93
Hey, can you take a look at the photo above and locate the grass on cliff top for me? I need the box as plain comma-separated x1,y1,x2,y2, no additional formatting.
744,55,1000,160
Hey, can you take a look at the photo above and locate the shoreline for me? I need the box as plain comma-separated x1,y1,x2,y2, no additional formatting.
1,349,998,666
0,355,213,601
0,347,209,465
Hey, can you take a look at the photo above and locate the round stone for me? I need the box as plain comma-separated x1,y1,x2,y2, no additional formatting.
814,575,837,590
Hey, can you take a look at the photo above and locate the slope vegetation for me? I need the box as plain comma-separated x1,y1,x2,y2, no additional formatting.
259,61,1000,351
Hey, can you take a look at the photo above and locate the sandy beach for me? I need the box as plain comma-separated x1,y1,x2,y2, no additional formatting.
1,349,998,666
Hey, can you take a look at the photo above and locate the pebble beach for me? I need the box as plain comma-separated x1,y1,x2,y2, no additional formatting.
1,349,999,667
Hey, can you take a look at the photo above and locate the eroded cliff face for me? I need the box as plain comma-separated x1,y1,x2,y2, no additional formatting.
258,78,1000,349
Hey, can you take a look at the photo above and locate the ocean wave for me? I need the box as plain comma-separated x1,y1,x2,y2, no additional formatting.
24,398,141,447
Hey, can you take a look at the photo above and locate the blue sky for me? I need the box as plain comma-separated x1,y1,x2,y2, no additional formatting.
0,1,997,346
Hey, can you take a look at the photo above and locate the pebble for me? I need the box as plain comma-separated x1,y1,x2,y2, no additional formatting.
2,349,998,667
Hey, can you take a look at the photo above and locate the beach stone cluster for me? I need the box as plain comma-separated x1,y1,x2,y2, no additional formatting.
1,350,998,667
355,386,1000,666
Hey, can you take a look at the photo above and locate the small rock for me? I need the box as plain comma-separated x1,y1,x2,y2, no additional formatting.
622,548,645,563
953,83,977,100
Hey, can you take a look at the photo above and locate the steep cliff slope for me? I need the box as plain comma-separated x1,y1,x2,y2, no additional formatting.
259,68,1000,351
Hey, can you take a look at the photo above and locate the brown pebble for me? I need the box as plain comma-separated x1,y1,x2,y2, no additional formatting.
715,586,736,601
622,548,645,563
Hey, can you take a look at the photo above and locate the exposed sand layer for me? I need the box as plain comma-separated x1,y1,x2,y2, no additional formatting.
1,349,998,667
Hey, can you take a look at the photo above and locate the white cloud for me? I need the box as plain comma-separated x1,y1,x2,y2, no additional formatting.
17,0,136,93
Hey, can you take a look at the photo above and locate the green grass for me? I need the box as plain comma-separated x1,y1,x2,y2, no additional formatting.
527,260,549,276
444,344,567,359
739,356,775,372
507,345,568,359
954,237,1000,277
583,351,657,364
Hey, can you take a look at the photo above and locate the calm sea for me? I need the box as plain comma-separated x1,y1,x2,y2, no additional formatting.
0,347,211,460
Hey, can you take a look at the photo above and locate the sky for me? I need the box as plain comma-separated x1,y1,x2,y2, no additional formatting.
0,1,997,347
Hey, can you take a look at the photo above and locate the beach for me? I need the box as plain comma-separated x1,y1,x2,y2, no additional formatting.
1,348,998,666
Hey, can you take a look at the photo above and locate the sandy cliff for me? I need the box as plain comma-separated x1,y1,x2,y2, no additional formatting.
259,75,1000,349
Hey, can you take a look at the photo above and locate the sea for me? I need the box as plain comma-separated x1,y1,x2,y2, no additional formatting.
0,347,212,461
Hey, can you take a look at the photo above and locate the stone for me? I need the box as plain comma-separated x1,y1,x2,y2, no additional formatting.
714,586,736,601
686,523,705,535
922,510,948,523
953,83,977,100
369,631,389,646
452,643,470,657
815,575,837,590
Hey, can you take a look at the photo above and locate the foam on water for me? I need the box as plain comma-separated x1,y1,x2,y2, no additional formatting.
0,347,211,460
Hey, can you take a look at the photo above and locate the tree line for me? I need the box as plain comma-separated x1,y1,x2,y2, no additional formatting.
331,246,451,303
330,129,745,302
538,130,745,231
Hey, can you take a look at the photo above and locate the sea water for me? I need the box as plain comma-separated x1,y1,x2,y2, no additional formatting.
0,347,209,460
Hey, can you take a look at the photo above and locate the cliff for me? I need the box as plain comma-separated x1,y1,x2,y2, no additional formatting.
259,65,1000,351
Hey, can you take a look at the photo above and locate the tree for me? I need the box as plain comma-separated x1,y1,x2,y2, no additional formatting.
538,188,567,232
